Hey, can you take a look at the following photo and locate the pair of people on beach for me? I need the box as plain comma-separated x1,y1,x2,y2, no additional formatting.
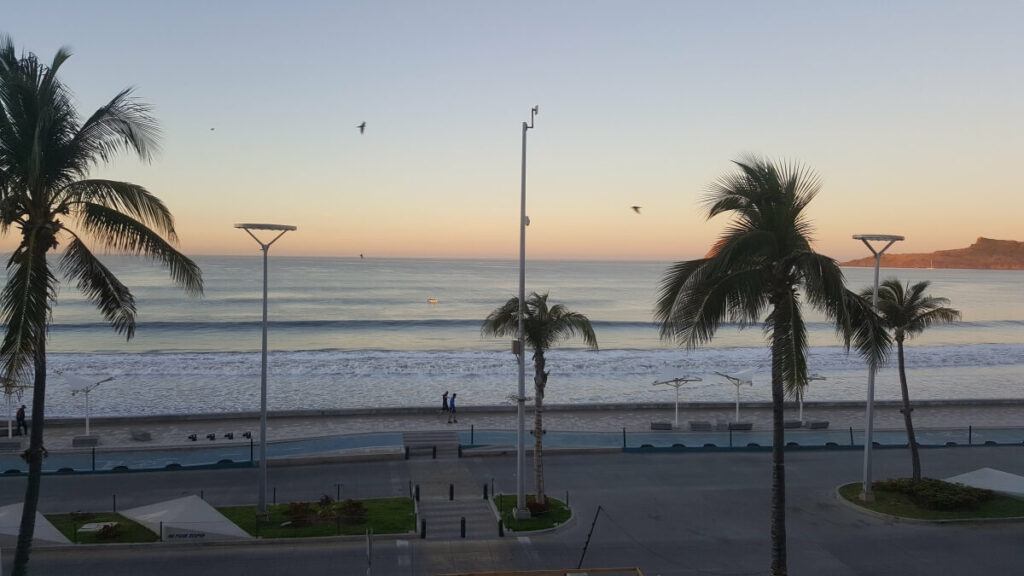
441,391,458,424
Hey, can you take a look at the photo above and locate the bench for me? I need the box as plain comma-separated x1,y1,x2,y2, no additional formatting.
130,429,152,442
689,420,712,432
783,420,803,429
650,422,673,431
807,421,830,430
71,435,99,447
0,439,22,452
728,422,753,431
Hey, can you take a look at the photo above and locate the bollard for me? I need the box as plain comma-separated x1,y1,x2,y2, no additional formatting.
491,478,494,499
420,519,426,539
498,520,504,537
565,490,570,508
112,494,117,513
432,445,437,459
159,521,163,542
273,486,277,505
849,427,854,446
969,425,973,445
449,484,454,501
414,484,420,502
483,483,488,500
336,483,342,501
408,480,413,498
404,446,410,460
622,427,626,448
471,424,475,445
91,447,96,472
460,516,466,538
458,445,463,458
200,490,204,501
729,428,733,448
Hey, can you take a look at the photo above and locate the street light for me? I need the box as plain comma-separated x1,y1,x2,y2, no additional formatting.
715,370,754,422
236,222,297,515
68,376,114,436
652,375,702,429
514,105,538,519
853,233,903,502
799,374,827,423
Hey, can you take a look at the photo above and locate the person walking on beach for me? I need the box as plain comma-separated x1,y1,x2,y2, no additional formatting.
16,405,28,436
448,393,458,424
441,391,449,415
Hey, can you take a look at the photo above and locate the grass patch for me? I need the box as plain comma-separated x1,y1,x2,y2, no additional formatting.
47,512,159,544
218,497,415,538
839,480,1024,520
494,494,571,531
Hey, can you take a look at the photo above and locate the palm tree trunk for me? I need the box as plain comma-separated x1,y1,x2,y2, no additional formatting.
12,332,46,576
533,350,547,507
896,338,921,481
769,333,788,576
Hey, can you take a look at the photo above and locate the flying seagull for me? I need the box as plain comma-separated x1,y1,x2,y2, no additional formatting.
357,122,366,134
631,206,642,214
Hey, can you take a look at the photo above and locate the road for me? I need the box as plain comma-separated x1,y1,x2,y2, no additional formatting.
2,446,1023,575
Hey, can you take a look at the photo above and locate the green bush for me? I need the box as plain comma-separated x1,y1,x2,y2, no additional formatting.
337,499,367,524
874,478,994,510
285,502,316,526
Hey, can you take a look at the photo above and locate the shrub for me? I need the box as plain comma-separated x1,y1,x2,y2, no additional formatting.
285,502,316,527
874,478,995,510
337,499,367,525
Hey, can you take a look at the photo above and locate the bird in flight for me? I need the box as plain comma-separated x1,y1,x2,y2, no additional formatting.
631,206,642,214
209,128,215,131
357,122,366,134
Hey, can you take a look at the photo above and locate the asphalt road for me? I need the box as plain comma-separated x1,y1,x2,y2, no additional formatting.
2,446,1023,575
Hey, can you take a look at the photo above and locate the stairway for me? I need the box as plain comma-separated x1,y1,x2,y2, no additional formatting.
403,430,460,459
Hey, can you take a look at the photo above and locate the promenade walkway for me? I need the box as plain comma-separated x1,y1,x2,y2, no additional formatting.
17,400,1024,451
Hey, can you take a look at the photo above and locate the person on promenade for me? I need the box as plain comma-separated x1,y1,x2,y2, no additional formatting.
441,391,449,415
16,405,28,436
448,393,458,424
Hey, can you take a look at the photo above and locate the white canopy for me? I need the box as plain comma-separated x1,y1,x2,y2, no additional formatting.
121,495,251,541
0,503,71,545
945,468,1024,498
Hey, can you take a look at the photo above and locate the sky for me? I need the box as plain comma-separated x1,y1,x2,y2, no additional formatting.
3,0,1022,261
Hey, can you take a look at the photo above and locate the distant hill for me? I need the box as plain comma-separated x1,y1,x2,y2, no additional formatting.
842,237,1024,270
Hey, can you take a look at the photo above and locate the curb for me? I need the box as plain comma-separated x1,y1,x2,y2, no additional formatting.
490,494,576,536
833,484,1024,525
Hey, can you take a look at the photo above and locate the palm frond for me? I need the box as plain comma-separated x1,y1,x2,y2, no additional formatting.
0,234,56,381
70,87,160,165
58,236,136,338
73,202,202,295
843,289,892,369
481,297,520,339
765,291,808,396
57,179,177,240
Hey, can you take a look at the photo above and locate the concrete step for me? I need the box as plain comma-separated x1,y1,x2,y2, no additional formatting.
416,499,499,540
402,430,459,446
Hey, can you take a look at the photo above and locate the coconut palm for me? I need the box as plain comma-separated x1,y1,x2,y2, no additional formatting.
863,279,959,481
0,37,203,575
655,156,888,575
482,292,597,505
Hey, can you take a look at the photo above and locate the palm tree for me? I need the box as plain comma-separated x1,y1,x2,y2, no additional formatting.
0,37,203,575
863,278,959,481
482,292,597,506
655,156,887,576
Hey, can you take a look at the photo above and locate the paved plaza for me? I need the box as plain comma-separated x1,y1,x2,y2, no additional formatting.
2,446,1023,575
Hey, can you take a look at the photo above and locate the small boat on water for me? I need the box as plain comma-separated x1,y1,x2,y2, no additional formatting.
427,297,439,305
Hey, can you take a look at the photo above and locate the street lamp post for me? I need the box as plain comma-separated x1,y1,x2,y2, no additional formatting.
236,222,297,515
652,376,702,429
69,376,114,436
800,374,826,423
515,105,538,519
853,233,903,502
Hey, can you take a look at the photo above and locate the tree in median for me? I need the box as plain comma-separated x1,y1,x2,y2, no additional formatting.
0,37,203,575
864,278,959,481
482,292,597,506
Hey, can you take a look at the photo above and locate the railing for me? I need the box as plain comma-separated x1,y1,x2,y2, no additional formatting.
1,426,1020,475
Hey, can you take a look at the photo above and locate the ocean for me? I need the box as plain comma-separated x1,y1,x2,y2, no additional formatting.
15,256,1024,417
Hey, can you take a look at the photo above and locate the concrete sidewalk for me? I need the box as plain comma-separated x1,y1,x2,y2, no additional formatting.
14,399,1024,451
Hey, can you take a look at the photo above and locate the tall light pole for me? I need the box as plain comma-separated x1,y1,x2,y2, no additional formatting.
799,373,826,423
236,222,297,515
515,105,538,518
853,233,903,501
